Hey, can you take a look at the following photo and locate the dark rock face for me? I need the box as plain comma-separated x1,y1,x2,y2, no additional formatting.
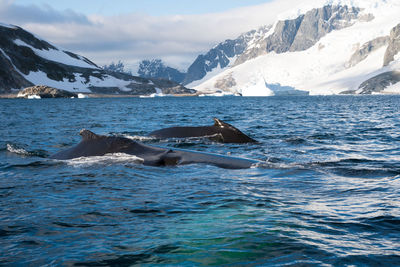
214,73,237,91
149,78,196,95
182,26,271,85
341,71,400,94
18,85,78,98
358,71,400,94
340,23,400,95
235,5,363,65
290,5,361,51
383,23,400,66
0,24,192,96
123,78,196,96
0,49,33,92
0,24,99,87
137,59,186,84
347,36,389,67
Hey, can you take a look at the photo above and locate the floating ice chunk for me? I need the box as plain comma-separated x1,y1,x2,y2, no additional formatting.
78,93,88,98
27,95,41,99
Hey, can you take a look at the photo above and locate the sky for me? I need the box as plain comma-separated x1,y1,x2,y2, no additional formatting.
14,0,274,16
0,0,298,71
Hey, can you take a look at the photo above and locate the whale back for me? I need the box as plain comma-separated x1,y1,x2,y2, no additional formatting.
50,129,258,169
149,118,256,143
51,129,135,160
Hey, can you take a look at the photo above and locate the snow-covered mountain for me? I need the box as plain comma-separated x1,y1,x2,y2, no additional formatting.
137,59,186,84
0,23,194,95
194,0,400,96
136,25,271,88
183,25,271,87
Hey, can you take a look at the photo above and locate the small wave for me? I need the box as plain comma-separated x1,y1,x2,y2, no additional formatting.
254,157,400,178
285,137,308,145
70,245,179,266
19,240,41,246
310,158,400,177
336,167,400,178
361,215,400,230
334,255,400,267
90,123,104,128
129,208,164,215
324,215,400,234
150,134,228,145
171,142,202,148
0,226,35,237
309,133,336,140
84,211,113,218
53,222,96,228
62,153,144,167
1,161,55,171
253,160,297,170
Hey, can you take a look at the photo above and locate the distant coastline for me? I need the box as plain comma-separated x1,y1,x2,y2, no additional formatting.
0,92,200,99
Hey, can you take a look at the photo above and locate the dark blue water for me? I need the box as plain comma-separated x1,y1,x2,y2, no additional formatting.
1,96,400,266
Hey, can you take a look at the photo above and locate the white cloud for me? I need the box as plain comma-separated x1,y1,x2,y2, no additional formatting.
0,0,299,70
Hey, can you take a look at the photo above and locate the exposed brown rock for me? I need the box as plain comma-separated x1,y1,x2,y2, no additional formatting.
17,85,78,98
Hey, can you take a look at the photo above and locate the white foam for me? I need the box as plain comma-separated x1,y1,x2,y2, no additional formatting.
27,94,41,99
122,135,156,141
77,93,88,98
6,144,30,156
198,91,235,97
64,153,144,167
139,90,172,98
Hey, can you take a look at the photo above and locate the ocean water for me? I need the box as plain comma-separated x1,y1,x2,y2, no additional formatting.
1,96,400,266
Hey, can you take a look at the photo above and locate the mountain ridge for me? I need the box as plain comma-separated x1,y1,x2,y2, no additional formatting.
192,1,400,95
0,23,194,96
137,59,186,84
138,1,400,95
136,25,271,87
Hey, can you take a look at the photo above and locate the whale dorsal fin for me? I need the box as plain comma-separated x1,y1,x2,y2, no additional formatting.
79,129,100,141
213,118,236,129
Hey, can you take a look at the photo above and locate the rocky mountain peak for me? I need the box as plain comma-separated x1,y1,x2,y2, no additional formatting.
137,59,186,84
383,23,400,66
234,5,366,66
182,25,271,86
0,24,194,96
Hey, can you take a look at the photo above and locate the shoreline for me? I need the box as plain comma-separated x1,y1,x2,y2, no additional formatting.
2,92,400,99
0,93,200,99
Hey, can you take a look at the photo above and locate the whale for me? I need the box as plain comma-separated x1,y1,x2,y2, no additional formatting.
50,129,258,169
149,118,257,143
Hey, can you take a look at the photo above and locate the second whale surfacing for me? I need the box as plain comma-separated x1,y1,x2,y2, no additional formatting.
50,129,258,169
149,118,257,143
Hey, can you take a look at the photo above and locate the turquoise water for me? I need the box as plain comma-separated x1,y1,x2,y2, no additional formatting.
1,96,400,266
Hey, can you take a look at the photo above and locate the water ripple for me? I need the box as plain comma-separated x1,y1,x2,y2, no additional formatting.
1,96,400,265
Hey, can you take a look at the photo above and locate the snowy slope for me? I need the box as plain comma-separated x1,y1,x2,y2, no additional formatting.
186,56,237,88
183,25,271,87
13,39,97,69
195,0,400,96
